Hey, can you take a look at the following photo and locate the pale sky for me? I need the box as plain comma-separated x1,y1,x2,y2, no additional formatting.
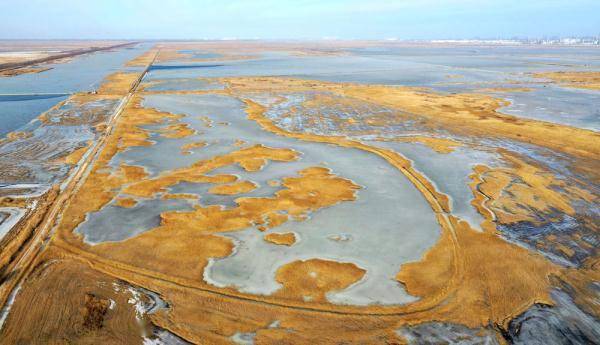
2,0,599,40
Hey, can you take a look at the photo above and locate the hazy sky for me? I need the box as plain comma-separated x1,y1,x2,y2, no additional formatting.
2,0,599,39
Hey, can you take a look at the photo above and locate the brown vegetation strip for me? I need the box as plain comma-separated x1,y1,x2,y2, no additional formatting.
264,232,297,246
208,180,258,195
275,259,366,302
533,71,600,91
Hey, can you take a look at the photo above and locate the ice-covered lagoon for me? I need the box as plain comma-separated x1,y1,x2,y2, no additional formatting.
75,45,599,306
77,92,443,306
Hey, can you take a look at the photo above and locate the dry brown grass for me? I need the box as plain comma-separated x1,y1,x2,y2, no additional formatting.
386,135,462,154
125,47,158,67
114,197,138,208
122,145,297,198
0,256,146,344
397,217,559,329
180,140,207,154
8,69,597,343
533,71,600,90
158,123,196,139
0,66,51,77
0,131,33,145
208,180,257,195
97,72,140,95
224,77,600,164
264,232,297,246
63,145,89,165
471,152,596,225
275,259,366,302
476,87,533,93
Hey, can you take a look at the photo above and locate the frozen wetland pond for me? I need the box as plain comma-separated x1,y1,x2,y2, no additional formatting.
3,40,600,344
77,92,442,305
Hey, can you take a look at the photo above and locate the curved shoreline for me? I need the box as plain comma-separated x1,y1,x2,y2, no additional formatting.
48,92,461,317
